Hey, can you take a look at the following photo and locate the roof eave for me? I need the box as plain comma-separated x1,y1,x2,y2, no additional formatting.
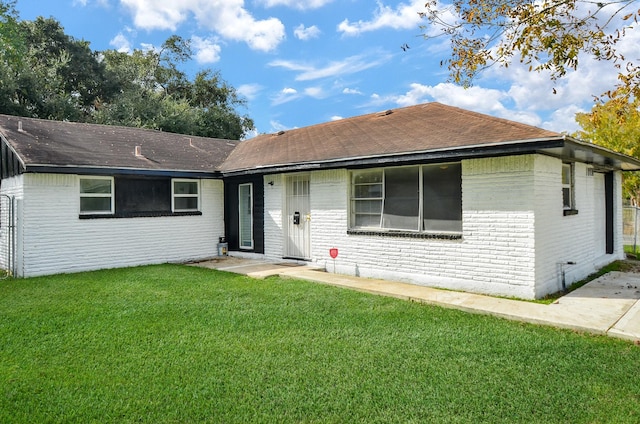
24,164,222,179
221,137,568,177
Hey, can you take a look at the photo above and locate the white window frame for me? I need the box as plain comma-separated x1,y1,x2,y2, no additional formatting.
79,176,114,215
172,179,200,212
562,163,575,211
238,183,254,249
351,169,384,228
350,163,462,234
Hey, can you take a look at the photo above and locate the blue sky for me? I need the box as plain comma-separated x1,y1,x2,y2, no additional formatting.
14,0,638,138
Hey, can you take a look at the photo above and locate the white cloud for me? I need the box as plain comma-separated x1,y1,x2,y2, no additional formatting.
192,36,222,63
338,0,425,36
375,82,547,127
237,84,263,100
269,52,392,81
259,0,333,10
74,0,110,6
343,87,363,95
304,87,324,98
120,0,285,52
269,120,296,132
282,87,298,94
294,24,321,41
542,104,586,133
109,32,132,52
330,115,344,121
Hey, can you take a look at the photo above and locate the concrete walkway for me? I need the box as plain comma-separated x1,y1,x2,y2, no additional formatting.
193,257,640,343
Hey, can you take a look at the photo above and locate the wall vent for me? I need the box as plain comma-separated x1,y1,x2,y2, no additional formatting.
586,168,594,177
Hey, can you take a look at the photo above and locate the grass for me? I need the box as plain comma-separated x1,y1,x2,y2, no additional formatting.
1,265,639,423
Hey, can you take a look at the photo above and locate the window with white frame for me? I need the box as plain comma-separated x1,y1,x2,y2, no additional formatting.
562,163,575,212
172,179,200,212
239,183,253,249
351,163,462,233
80,176,114,214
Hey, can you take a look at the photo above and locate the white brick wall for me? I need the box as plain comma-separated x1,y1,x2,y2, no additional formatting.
262,154,623,299
534,157,624,297
8,173,224,277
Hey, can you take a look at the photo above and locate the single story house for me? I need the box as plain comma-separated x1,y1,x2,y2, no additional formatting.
0,115,238,277
2,103,639,299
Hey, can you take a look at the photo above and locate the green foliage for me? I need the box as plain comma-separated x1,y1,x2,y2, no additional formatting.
0,3,253,139
575,96,640,203
420,0,639,100
1,265,639,422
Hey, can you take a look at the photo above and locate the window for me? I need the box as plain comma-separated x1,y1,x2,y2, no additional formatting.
80,176,202,218
352,171,383,227
351,163,462,234
562,163,576,214
80,177,113,214
239,183,253,249
423,164,463,232
172,179,200,212
115,177,171,214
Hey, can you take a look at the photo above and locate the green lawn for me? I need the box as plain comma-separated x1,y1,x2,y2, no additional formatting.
1,265,639,423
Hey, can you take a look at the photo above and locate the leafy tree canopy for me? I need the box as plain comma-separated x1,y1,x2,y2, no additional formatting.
575,95,640,203
421,0,640,201
0,2,253,139
420,0,639,101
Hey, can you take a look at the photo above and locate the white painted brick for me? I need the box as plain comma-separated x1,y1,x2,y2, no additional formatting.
259,154,623,299
2,174,225,277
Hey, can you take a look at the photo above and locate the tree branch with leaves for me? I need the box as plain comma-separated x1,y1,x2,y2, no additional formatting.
420,0,639,99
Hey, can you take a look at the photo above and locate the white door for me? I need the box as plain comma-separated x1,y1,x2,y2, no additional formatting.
593,172,606,257
284,174,311,259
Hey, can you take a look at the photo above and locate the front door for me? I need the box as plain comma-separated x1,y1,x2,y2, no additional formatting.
284,174,310,259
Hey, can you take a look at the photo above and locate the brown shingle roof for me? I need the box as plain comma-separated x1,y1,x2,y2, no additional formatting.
220,102,562,173
0,114,239,175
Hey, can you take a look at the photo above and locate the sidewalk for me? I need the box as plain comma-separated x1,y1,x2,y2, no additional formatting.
193,257,640,343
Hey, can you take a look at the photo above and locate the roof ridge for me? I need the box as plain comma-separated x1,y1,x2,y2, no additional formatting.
431,102,561,135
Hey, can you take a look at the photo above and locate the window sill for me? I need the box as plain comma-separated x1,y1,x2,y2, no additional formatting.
347,229,462,240
80,211,202,219
563,209,579,216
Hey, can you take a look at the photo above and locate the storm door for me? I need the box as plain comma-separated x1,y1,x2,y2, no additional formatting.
284,174,311,259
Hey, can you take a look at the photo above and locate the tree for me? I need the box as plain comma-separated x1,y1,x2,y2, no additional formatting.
0,3,253,139
420,0,640,202
420,0,639,100
575,96,640,203
95,39,253,140
0,0,27,115
0,15,114,121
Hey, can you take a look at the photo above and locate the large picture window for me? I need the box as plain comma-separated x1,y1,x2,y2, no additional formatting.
80,177,114,215
351,163,462,234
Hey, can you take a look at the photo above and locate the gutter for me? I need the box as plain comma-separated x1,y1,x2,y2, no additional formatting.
24,164,222,179
221,137,567,177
